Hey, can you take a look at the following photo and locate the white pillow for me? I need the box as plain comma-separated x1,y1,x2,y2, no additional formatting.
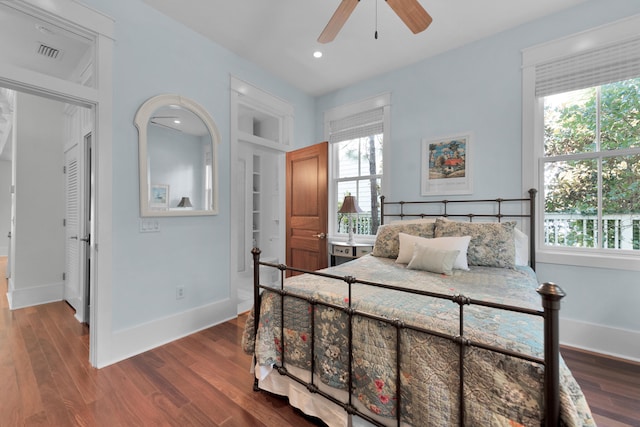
515,228,529,266
396,233,471,270
407,244,460,276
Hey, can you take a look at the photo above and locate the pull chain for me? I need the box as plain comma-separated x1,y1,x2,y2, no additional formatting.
374,0,378,39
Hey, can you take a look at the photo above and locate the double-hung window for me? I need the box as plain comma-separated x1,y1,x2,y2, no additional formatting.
324,94,390,241
522,17,640,270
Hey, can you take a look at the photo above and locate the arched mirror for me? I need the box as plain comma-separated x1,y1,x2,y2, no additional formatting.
135,94,220,216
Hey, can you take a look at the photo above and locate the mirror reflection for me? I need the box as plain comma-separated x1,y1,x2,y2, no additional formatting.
135,94,219,217
148,105,212,211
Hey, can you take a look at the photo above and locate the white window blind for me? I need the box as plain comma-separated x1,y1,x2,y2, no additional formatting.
328,107,384,143
535,36,640,97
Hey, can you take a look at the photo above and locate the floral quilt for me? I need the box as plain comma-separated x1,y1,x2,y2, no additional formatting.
243,255,595,427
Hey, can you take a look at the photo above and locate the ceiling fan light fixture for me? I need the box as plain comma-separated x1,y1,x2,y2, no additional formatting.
318,0,432,43
313,50,323,58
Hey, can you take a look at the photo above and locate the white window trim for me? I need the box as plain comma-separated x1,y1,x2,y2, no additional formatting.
324,93,391,242
522,14,640,272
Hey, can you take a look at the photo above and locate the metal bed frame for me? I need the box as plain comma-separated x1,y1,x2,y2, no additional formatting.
251,189,565,427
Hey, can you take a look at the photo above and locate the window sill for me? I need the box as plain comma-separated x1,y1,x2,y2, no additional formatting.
537,248,640,272
330,235,376,245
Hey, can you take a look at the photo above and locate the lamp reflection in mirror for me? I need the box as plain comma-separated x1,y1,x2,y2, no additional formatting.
338,195,361,245
177,197,192,208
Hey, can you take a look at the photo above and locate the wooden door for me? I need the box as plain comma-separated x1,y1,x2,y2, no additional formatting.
286,142,328,274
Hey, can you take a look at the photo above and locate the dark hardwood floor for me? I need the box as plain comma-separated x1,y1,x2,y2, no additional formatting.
1,257,638,426
560,346,640,427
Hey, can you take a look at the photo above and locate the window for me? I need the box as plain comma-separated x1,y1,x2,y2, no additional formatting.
542,80,640,251
522,16,640,270
325,94,390,240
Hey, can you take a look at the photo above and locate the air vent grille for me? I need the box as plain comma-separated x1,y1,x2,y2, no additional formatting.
36,43,61,59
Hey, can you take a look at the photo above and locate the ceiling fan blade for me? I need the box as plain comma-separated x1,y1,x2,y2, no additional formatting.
385,0,433,34
318,0,360,44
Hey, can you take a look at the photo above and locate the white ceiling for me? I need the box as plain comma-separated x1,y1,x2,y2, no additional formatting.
0,2,92,81
0,0,590,100
143,0,589,96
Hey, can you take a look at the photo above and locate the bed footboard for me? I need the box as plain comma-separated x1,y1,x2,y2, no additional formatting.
250,248,566,427
537,282,566,427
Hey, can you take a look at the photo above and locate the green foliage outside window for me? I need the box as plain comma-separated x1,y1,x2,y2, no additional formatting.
543,78,640,250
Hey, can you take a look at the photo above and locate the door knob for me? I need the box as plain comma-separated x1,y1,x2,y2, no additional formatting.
312,232,326,239
80,235,90,242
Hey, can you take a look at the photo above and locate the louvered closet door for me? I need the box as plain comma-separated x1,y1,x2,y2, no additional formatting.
64,144,82,313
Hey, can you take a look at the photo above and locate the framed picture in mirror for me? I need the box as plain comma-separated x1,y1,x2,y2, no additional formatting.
150,184,169,210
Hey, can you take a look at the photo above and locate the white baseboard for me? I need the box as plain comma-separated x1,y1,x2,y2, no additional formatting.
104,298,237,368
237,298,253,314
560,317,640,363
7,280,64,310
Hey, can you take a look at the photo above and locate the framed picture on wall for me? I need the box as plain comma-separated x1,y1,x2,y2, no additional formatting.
150,184,169,210
421,133,472,196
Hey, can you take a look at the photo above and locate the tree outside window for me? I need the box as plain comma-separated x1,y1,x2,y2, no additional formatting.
543,77,640,250
336,134,383,237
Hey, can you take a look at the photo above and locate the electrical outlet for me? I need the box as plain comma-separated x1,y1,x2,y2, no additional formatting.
176,286,185,299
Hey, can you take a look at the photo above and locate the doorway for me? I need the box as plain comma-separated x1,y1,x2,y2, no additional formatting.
5,90,93,320
229,77,292,315
0,0,113,367
234,142,285,313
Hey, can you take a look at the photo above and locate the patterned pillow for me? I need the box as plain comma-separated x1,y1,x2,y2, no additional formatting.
434,218,517,268
371,222,436,258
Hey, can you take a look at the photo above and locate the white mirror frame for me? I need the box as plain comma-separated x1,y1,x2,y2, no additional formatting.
135,94,220,217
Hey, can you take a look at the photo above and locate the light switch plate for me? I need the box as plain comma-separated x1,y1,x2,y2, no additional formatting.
139,219,160,233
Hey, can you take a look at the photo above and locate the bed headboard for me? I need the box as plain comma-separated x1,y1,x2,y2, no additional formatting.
380,188,537,270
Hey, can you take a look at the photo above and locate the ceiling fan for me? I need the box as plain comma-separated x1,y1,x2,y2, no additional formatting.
318,0,433,43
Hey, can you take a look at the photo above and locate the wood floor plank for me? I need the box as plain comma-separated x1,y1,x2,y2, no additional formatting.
5,320,44,421
129,353,191,408
27,303,97,426
40,303,103,406
95,361,168,426
153,347,259,426
0,341,24,427
561,346,640,427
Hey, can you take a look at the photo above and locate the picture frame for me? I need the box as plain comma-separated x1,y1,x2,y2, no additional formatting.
421,133,472,196
149,184,169,210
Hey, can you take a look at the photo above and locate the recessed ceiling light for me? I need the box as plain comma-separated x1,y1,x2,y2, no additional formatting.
174,119,181,124
313,51,323,59
35,24,54,36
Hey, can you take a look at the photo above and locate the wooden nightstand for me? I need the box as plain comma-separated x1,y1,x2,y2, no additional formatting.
329,242,373,266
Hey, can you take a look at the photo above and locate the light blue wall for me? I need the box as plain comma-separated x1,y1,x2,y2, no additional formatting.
80,0,639,356
315,0,640,350
82,0,315,331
